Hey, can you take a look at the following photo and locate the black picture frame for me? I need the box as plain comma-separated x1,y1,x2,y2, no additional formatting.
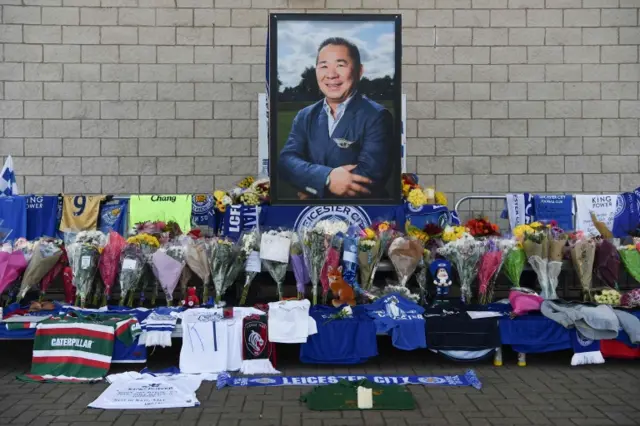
268,13,403,206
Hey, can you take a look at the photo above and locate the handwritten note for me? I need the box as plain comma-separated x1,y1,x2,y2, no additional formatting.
260,234,291,263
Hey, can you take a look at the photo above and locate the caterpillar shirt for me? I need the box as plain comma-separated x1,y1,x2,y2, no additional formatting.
18,314,141,383
179,308,227,374
0,195,27,242
26,195,58,240
129,195,192,234
59,195,105,232
364,294,426,351
300,305,377,365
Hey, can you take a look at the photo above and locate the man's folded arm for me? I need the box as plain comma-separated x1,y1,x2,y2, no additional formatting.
278,112,332,198
351,109,394,185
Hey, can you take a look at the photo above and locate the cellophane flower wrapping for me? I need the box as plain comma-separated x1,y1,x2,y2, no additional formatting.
0,249,28,299
119,243,145,307
259,229,292,301
477,239,513,305
301,227,326,306
316,220,348,303
68,242,100,307
41,245,68,300
523,228,550,299
415,249,430,304
370,224,396,287
595,239,620,289
18,240,62,302
321,232,345,304
99,231,126,306
290,232,309,299
438,233,484,304
503,246,526,288
387,236,424,287
125,233,160,306
211,237,242,304
619,247,640,284
152,241,186,305
358,235,379,292
185,238,211,303
239,229,261,306
570,237,596,302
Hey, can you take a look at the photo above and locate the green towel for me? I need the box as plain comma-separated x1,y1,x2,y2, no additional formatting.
300,379,415,411
129,195,193,233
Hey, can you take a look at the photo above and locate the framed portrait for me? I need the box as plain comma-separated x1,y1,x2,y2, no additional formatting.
268,13,402,206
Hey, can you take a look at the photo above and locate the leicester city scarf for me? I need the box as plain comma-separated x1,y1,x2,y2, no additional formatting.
570,329,604,366
240,315,279,375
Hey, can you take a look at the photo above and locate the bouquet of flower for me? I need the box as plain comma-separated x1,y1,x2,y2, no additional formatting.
260,229,292,301
438,230,484,304
595,239,620,290
466,217,501,238
594,288,621,306
238,229,261,305
503,243,526,288
522,222,551,299
415,248,430,304
290,232,309,299
99,231,127,306
301,227,326,306
133,220,182,245
387,236,423,287
40,244,68,301
357,227,380,294
621,288,640,308
0,245,28,304
185,238,211,303
152,240,186,305
211,237,242,304
3,239,35,304
620,243,640,283
320,232,345,305
126,233,160,305
423,224,444,263
569,231,596,302
546,223,567,300
119,243,145,307
17,240,63,302
67,243,100,307
362,221,396,292
324,305,353,325
477,238,514,305
67,231,106,307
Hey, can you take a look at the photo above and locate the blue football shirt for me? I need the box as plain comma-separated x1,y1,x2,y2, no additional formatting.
0,195,27,242
26,195,58,240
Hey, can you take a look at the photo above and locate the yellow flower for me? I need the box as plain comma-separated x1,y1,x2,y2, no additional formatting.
513,224,535,240
214,190,226,201
364,228,375,239
407,188,427,208
402,183,411,197
238,176,255,189
434,191,447,206
530,221,543,229
378,222,390,232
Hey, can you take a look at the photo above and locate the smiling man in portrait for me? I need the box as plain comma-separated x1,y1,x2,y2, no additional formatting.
278,37,394,201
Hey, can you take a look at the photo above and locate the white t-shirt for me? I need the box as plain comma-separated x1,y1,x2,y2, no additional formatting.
226,307,265,372
179,308,227,374
267,300,318,344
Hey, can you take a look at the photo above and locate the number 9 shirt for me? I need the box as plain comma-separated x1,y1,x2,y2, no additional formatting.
59,195,106,232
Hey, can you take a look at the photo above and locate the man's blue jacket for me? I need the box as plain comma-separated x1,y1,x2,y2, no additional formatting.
278,93,394,199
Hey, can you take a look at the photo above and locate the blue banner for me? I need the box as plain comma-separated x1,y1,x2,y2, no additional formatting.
534,195,573,230
216,370,481,390
404,203,451,229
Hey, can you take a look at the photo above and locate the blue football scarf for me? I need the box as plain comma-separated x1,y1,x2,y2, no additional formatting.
341,228,359,288
534,195,573,230
570,329,604,366
613,192,639,238
501,193,534,226
499,315,571,354
98,199,128,235
216,369,482,390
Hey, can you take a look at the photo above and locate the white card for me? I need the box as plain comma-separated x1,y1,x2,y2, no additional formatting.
245,251,262,273
81,256,91,269
122,258,137,270
343,251,357,264
260,234,291,263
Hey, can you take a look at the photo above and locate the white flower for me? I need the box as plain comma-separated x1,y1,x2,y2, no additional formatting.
341,305,353,317
313,220,348,236
221,195,232,205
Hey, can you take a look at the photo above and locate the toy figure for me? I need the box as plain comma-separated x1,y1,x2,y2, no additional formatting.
429,260,452,298
182,287,200,308
327,265,356,307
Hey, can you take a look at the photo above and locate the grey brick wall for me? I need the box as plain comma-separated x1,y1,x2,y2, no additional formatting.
0,0,638,219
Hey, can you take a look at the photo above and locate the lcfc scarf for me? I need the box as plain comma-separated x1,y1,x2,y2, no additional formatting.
217,370,482,390
341,229,358,287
